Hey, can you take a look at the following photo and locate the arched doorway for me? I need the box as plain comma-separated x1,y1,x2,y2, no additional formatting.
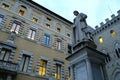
114,73,120,80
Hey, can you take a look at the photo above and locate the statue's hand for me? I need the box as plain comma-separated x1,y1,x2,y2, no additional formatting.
81,27,87,32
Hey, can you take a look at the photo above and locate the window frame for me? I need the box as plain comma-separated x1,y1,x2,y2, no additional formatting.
10,22,21,34
46,17,52,21
99,36,103,44
68,44,72,54
115,43,120,58
68,67,72,80
56,23,62,33
43,34,50,46
57,27,61,32
18,9,25,16
55,64,61,80
56,40,62,50
110,30,115,37
0,48,11,61
67,33,71,37
39,59,47,76
32,17,38,23
1,3,9,9
17,5,27,16
46,23,50,29
19,54,30,72
27,29,36,40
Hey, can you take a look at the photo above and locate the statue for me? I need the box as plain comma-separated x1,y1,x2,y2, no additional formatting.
8,31,16,41
72,10,93,44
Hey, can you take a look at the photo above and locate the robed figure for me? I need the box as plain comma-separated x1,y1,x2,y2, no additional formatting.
72,11,94,44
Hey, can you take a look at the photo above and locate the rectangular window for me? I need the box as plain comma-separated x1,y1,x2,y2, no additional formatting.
115,49,120,58
55,64,61,80
56,40,61,50
57,28,61,32
68,67,71,80
0,48,11,61
46,24,50,29
32,17,38,23
27,29,36,40
46,17,51,21
43,34,50,46
39,60,47,76
68,45,72,54
19,10,25,16
2,3,9,9
19,55,30,72
67,33,71,37
10,23,20,34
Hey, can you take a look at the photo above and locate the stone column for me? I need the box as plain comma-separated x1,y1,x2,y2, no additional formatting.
71,66,74,80
101,65,108,80
86,59,93,80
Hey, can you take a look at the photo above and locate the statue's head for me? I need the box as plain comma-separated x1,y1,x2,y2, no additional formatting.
73,10,79,16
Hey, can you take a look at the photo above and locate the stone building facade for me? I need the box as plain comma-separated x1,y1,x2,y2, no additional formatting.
0,0,72,80
0,0,120,80
92,10,120,80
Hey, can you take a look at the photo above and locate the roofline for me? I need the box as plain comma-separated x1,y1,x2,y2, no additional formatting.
23,0,73,25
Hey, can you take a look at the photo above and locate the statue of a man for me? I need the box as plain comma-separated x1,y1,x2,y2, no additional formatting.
72,10,93,44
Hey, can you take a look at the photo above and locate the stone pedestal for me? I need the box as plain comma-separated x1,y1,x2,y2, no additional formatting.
7,75,12,80
66,40,107,80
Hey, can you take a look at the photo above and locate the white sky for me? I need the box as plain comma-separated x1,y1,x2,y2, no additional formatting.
33,0,120,28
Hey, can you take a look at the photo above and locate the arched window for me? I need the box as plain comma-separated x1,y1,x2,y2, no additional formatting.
18,5,27,16
102,49,111,62
115,43,120,58
110,30,115,37
99,36,103,43
56,23,62,33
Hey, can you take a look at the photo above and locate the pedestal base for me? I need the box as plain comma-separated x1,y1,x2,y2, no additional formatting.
66,44,106,80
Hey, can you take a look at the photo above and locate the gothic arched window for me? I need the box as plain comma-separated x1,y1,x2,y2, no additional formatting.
110,30,115,37
115,43,120,58
102,49,111,62
99,36,103,43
